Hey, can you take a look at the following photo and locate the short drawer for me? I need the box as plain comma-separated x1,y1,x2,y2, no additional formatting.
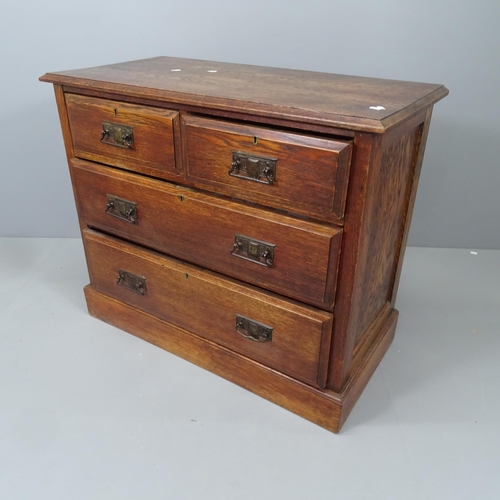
66,94,181,180
72,159,342,309
83,229,333,387
182,115,352,222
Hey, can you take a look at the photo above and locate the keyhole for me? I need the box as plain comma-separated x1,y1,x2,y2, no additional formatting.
178,195,184,202
114,108,117,115
253,136,258,145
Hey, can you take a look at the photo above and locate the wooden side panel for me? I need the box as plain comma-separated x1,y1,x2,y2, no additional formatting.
66,93,182,180
182,115,352,222
352,126,420,344
390,107,434,304
328,110,428,391
83,229,332,386
71,159,342,309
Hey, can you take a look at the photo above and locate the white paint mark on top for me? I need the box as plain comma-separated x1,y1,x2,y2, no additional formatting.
207,70,217,73
171,69,181,72
369,105,386,111
470,251,478,255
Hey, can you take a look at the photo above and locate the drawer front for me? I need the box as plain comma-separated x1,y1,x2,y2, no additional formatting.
72,159,342,309
182,115,352,221
83,229,333,386
66,94,181,180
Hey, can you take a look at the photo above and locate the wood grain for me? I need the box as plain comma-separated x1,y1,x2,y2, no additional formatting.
328,115,425,390
72,159,342,309
83,229,332,386
66,93,181,180
353,127,420,342
390,107,434,304
53,85,87,234
327,131,380,390
60,85,357,139
40,56,449,133
42,57,448,431
182,115,352,223
84,285,397,433
337,309,398,430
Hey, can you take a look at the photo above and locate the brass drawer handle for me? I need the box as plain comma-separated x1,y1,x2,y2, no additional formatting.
116,269,147,295
105,195,137,223
229,151,277,185
100,121,134,149
235,314,273,342
230,234,275,267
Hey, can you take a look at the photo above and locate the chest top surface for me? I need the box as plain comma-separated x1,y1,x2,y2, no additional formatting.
40,56,448,133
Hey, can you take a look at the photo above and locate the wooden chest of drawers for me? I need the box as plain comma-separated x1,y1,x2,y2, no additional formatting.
41,57,447,432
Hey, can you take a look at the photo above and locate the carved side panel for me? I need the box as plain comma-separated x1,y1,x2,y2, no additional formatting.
352,127,421,348
327,111,433,392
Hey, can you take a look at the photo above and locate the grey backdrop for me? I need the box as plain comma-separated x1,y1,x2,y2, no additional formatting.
1,0,499,249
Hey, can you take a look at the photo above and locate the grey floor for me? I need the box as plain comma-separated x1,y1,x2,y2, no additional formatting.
1,238,499,500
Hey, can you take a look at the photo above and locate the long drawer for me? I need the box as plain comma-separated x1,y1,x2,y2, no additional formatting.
72,159,342,309
66,94,181,180
83,229,333,386
182,115,352,222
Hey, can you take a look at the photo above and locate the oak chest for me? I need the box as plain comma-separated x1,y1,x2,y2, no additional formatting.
40,57,448,432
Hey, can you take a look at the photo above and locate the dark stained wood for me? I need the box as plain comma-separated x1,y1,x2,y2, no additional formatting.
83,229,332,386
53,85,87,234
390,107,434,304
40,56,449,133
328,113,426,391
61,85,357,139
84,285,397,433
54,86,76,163
72,159,342,309
337,309,398,430
66,94,181,180
353,127,420,341
182,115,352,223
351,302,392,373
42,57,448,431
327,131,380,391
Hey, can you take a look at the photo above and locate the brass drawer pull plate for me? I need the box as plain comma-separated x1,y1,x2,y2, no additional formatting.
229,151,277,185
235,314,273,342
100,121,134,148
116,269,147,295
105,195,137,223
231,234,275,267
